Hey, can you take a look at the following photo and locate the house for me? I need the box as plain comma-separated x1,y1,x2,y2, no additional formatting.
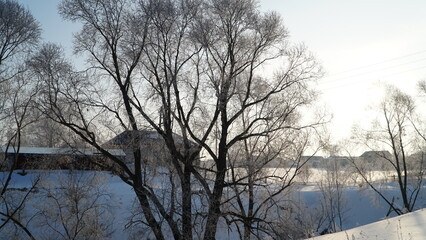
305,156,325,168
359,151,392,170
102,130,201,168
360,151,392,162
1,130,200,171
0,146,125,171
228,154,324,169
325,155,351,167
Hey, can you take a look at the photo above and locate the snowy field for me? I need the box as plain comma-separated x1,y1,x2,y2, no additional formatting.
1,169,426,239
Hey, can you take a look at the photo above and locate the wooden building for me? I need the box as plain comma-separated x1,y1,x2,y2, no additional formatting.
103,130,200,168
1,146,125,171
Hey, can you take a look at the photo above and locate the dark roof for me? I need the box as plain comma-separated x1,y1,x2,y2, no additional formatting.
104,130,161,146
301,156,324,161
408,151,426,160
360,151,392,158
103,130,197,148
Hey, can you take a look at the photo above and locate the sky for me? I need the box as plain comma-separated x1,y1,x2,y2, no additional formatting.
260,0,426,141
16,0,426,143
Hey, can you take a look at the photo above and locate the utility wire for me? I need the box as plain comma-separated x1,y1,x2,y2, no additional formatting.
320,65,426,91
323,57,426,84
327,49,426,77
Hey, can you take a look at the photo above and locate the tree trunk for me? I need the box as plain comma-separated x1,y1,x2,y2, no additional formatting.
204,131,227,240
135,186,165,240
203,167,225,240
244,175,254,240
182,163,192,240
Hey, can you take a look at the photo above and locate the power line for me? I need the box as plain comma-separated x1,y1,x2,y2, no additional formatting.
327,49,426,77
323,57,426,84
320,65,426,92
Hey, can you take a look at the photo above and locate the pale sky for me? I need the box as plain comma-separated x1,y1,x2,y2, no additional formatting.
261,0,426,141
17,0,426,142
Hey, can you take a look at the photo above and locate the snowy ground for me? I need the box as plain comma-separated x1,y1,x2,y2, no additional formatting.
1,169,425,239
308,208,426,240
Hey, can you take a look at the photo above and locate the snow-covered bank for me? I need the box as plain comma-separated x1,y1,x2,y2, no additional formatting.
308,208,426,240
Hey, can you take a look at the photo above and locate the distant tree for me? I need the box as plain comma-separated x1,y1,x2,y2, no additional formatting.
0,0,41,147
27,43,85,148
23,115,66,147
223,87,324,239
34,171,114,240
0,1,40,238
0,0,40,77
225,129,322,239
318,155,349,233
352,86,424,215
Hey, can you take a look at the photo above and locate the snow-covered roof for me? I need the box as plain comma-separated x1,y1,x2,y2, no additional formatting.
0,146,125,157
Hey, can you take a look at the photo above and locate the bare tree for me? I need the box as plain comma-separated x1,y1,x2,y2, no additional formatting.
0,0,40,78
187,1,322,238
225,130,322,239
0,1,41,238
352,86,424,215
31,0,323,239
0,0,41,149
0,67,42,240
27,43,87,149
318,160,348,233
43,1,180,238
34,171,114,240
221,82,323,239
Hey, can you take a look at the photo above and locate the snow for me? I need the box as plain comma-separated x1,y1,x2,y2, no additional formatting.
297,185,400,229
308,208,426,240
1,169,426,239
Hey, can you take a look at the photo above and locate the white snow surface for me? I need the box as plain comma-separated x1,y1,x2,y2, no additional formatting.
308,208,426,240
2,169,426,239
